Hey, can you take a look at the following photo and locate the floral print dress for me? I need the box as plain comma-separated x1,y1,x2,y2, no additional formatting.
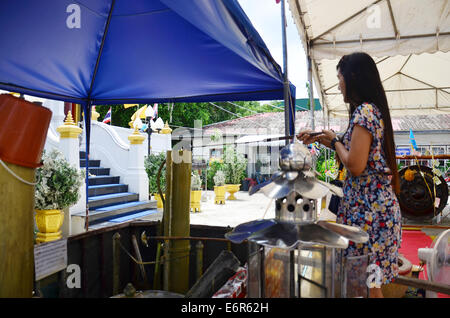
336,102,402,287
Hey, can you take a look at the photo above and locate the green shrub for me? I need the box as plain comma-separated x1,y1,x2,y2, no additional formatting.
207,159,224,190
223,146,247,184
213,170,226,186
315,148,337,181
35,149,84,210
191,170,202,191
144,152,166,194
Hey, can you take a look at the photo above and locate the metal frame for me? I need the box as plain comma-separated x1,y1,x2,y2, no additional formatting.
310,0,383,43
297,245,328,297
319,53,450,116
249,244,350,298
313,32,450,47
288,0,450,129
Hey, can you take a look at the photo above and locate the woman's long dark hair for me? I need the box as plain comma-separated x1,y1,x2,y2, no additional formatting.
337,52,399,194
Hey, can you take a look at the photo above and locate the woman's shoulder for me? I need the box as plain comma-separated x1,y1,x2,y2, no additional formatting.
353,102,382,120
355,102,378,113
350,102,383,134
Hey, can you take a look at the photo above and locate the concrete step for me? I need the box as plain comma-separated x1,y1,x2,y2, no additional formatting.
107,209,160,223
72,152,157,227
86,209,163,230
80,159,101,168
88,167,110,176
73,200,157,224
88,184,128,197
88,192,139,209
88,175,120,186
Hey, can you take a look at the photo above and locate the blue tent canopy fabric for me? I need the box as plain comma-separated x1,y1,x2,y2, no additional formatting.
0,0,296,228
0,0,295,106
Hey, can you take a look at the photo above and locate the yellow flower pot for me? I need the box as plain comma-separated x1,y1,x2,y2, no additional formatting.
35,209,64,243
214,186,226,204
225,184,241,200
190,190,202,212
154,193,165,209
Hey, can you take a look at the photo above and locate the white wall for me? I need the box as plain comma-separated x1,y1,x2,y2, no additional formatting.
394,130,450,147
39,98,172,222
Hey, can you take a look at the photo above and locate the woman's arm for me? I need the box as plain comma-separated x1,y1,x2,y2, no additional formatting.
333,125,372,176
298,126,372,176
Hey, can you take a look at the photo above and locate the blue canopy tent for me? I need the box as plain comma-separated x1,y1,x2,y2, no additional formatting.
0,0,296,228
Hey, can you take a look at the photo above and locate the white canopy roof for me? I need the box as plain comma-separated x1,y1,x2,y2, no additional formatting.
288,0,450,118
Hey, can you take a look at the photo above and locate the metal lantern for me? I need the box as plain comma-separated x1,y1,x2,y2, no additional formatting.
226,140,370,298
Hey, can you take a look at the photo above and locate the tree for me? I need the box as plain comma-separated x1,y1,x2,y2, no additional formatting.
95,104,138,128
95,101,281,130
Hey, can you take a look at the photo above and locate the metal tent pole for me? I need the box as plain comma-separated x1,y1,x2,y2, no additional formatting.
281,0,291,144
82,102,91,231
82,0,116,231
307,56,316,131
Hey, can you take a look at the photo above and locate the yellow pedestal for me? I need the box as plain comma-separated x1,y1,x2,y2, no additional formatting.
35,209,64,243
190,190,202,212
225,184,241,200
36,231,63,243
214,186,226,204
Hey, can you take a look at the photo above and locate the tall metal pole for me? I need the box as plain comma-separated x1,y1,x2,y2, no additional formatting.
281,0,291,144
307,56,316,130
82,102,91,231
147,127,152,156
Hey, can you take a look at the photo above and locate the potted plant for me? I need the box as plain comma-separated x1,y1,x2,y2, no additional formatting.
34,149,84,243
207,157,224,190
213,170,226,204
190,171,202,212
223,146,247,200
144,152,166,209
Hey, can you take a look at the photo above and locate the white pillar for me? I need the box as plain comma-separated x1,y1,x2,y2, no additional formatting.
45,99,66,131
56,111,84,237
125,129,149,202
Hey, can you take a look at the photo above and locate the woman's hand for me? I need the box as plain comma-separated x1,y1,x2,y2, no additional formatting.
297,130,320,145
298,129,336,148
317,129,337,148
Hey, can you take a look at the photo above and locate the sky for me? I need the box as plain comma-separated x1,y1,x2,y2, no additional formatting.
2,1,312,102
237,0,312,98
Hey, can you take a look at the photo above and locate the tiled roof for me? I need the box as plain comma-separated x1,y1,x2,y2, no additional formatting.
203,111,450,135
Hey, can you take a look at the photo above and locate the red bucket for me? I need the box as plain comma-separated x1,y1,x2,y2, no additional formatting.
0,94,52,168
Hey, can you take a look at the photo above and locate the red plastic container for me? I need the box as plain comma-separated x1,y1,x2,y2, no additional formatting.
0,94,52,168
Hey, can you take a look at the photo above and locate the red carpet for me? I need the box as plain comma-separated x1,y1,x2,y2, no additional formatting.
399,229,449,298
399,229,433,280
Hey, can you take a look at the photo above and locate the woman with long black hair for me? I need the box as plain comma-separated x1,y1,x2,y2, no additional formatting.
299,52,401,298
